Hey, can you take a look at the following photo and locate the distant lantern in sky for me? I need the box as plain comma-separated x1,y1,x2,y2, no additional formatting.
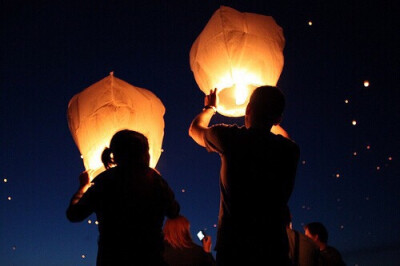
67,72,165,180
190,5,285,117
363,80,370,87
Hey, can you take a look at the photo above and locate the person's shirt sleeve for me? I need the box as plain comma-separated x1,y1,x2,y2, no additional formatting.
66,185,97,222
157,174,180,218
282,140,301,201
203,124,233,154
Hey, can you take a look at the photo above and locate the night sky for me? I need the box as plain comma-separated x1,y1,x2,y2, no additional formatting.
1,1,399,265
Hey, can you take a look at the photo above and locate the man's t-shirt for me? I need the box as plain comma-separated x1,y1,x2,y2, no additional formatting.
204,124,300,256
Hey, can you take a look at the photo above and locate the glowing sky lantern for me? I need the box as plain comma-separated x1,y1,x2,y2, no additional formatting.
67,72,165,180
190,5,285,117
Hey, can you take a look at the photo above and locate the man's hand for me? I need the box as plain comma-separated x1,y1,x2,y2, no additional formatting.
189,88,218,147
204,88,217,108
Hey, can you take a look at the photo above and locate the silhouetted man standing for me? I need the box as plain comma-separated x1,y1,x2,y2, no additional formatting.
189,86,300,265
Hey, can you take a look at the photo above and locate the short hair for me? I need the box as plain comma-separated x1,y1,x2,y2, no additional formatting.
248,85,285,123
304,222,329,243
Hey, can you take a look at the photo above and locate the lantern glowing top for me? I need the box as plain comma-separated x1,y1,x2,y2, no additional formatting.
67,72,165,179
190,5,285,117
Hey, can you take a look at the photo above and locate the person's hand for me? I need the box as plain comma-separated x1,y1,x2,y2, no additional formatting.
204,88,217,108
70,171,92,205
202,235,212,253
78,171,91,191
189,88,218,147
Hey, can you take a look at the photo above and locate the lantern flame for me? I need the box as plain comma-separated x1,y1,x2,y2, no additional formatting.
235,85,248,105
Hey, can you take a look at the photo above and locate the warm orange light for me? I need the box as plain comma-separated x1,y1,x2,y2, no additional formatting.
67,72,165,180
271,125,290,139
190,6,285,117
363,80,370,87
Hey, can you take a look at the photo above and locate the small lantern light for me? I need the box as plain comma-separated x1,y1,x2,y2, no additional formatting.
190,5,285,117
67,72,165,179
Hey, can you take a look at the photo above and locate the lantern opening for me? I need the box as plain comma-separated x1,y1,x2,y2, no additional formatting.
217,83,258,117
235,84,248,105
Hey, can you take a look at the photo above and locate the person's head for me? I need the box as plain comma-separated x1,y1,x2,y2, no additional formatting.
101,129,150,169
304,222,329,245
245,85,285,129
163,215,193,249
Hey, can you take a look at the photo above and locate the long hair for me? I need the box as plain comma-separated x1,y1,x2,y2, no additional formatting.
163,215,194,249
101,129,150,169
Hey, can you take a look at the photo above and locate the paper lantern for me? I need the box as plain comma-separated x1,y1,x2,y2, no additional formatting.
67,72,165,179
190,5,285,117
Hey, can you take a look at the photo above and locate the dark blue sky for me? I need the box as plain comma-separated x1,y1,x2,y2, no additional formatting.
1,1,399,265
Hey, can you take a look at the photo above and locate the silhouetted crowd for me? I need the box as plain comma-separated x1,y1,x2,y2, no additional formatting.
67,86,345,265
